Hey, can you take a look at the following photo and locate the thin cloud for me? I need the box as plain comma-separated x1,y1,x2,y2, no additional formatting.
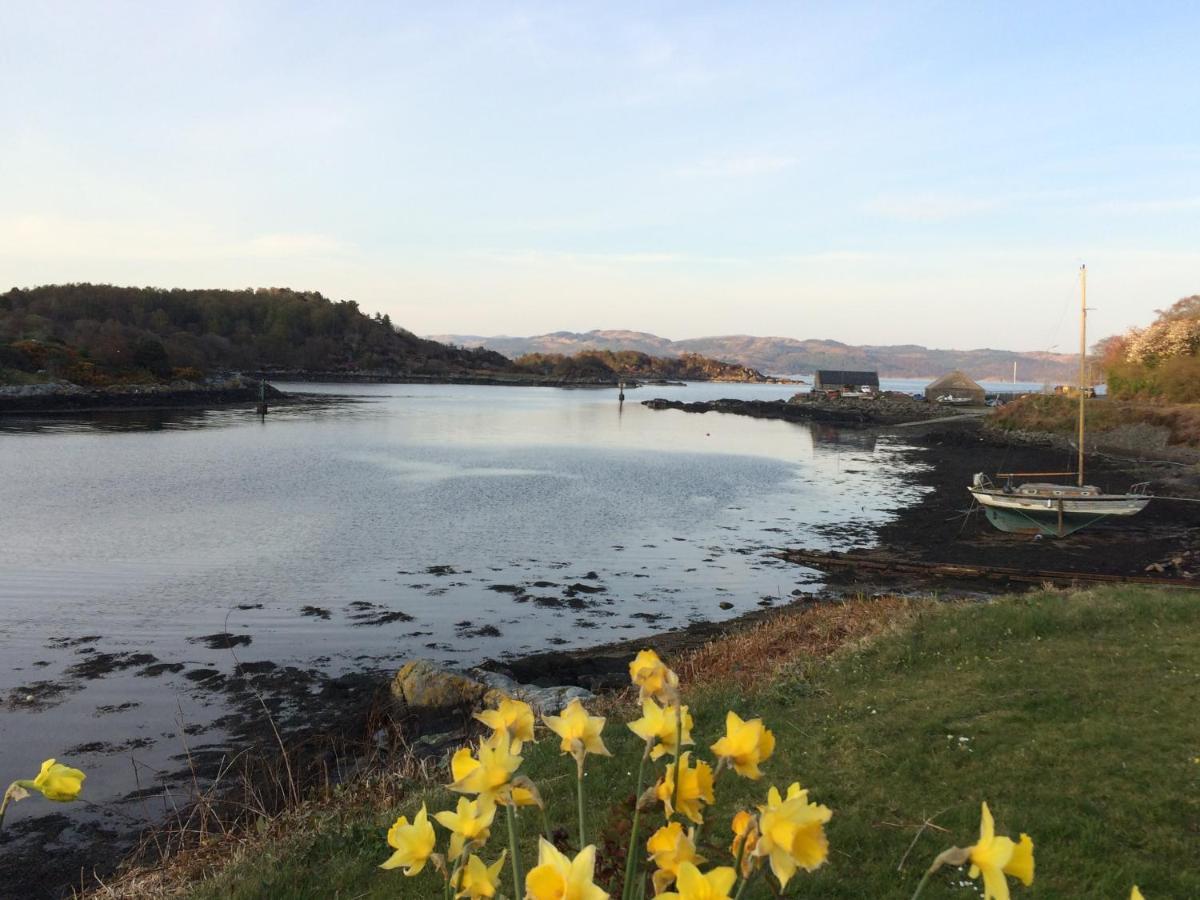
864,191,1006,223
0,215,352,262
675,155,799,179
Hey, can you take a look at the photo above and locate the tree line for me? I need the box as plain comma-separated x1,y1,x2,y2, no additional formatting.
1096,295,1200,402
513,350,770,382
0,284,509,384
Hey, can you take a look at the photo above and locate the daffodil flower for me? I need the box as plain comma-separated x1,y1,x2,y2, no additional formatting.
30,759,86,802
629,648,679,703
509,774,544,808
655,752,715,824
753,782,831,888
1,758,87,831
710,712,775,780
475,697,536,751
655,861,737,900
628,698,694,760
646,821,704,894
452,851,507,899
729,810,759,875
380,804,437,875
449,731,523,804
435,795,496,860
543,698,611,772
525,837,609,900
967,802,1034,900
1131,887,1145,900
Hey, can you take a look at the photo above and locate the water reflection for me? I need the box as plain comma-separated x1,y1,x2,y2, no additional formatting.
0,381,925,893
811,424,878,453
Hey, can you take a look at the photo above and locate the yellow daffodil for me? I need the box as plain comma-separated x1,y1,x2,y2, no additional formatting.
1131,888,1144,900
646,821,704,894
1006,833,1035,887
29,759,85,802
510,774,544,808
730,810,759,875
449,731,523,804
525,837,609,900
380,804,437,875
543,698,611,772
629,649,679,703
627,698,693,760
655,752,715,824
656,862,737,900
452,851,507,899
475,697,536,751
435,795,496,860
753,782,831,888
967,803,1034,900
710,711,775,780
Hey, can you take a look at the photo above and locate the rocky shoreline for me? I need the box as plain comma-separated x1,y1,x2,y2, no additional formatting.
0,376,292,415
642,394,960,426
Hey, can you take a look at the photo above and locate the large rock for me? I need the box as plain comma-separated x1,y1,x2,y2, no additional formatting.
471,669,594,715
391,659,503,717
389,659,596,725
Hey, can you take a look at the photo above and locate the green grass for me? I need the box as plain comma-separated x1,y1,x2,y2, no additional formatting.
188,586,1200,899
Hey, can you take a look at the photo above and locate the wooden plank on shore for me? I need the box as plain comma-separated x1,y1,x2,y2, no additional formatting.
775,548,1200,589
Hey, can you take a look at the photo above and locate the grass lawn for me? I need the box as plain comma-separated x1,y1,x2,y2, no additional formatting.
183,586,1199,899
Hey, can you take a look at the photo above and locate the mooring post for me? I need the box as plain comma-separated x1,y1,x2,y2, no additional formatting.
618,380,625,402
257,379,268,416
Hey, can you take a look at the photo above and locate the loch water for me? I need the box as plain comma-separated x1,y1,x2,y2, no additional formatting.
0,381,928,885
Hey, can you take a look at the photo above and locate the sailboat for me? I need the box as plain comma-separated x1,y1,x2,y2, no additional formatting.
968,266,1152,537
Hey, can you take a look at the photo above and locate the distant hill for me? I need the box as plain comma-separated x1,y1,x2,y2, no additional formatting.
430,329,1078,382
513,350,781,383
1,284,510,385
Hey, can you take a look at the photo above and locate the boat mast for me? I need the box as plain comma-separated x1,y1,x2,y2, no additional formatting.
1078,264,1087,487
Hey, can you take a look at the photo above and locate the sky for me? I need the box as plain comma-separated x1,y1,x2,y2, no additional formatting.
2,2,1198,352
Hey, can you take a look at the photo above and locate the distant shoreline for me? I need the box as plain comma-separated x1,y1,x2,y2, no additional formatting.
0,371,800,415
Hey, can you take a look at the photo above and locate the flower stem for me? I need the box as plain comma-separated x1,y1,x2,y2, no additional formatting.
670,704,683,814
910,847,966,900
730,824,749,882
620,744,652,900
0,783,15,831
0,787,21,835
575,763,587,848
732,865,762,900
506,802,523,897
909,868,936,900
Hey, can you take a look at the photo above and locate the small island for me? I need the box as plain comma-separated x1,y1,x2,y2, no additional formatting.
0,284,788,413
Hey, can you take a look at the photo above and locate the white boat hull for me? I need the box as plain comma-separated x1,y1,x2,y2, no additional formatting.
968,484,1151,536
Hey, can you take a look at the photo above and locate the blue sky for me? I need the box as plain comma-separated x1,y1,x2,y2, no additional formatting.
2,2,1198,350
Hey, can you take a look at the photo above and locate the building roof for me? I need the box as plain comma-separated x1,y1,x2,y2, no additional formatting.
815,369,879,387
925,370,984,392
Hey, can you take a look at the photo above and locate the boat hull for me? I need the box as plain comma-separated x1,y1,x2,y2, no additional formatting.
968,488,1151,537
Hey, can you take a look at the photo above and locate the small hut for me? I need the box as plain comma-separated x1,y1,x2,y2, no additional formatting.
925,370,985,404
813,370,879,393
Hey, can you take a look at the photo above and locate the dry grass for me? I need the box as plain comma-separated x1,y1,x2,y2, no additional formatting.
993,393,1200,447
83,714,438,899
83,596,919,898
674,595,923,692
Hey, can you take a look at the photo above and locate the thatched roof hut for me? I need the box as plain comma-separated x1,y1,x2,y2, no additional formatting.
925,370,985,404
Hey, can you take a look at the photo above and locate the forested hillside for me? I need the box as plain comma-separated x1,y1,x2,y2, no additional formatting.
430,329,1079,381
0,284,509,385
513,349,776,382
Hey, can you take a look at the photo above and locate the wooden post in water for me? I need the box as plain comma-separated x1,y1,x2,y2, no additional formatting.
618,380,625,403
1077,265,1087,487
256,379,268,416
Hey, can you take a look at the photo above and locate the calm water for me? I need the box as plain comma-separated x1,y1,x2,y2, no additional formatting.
0,382,927,855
